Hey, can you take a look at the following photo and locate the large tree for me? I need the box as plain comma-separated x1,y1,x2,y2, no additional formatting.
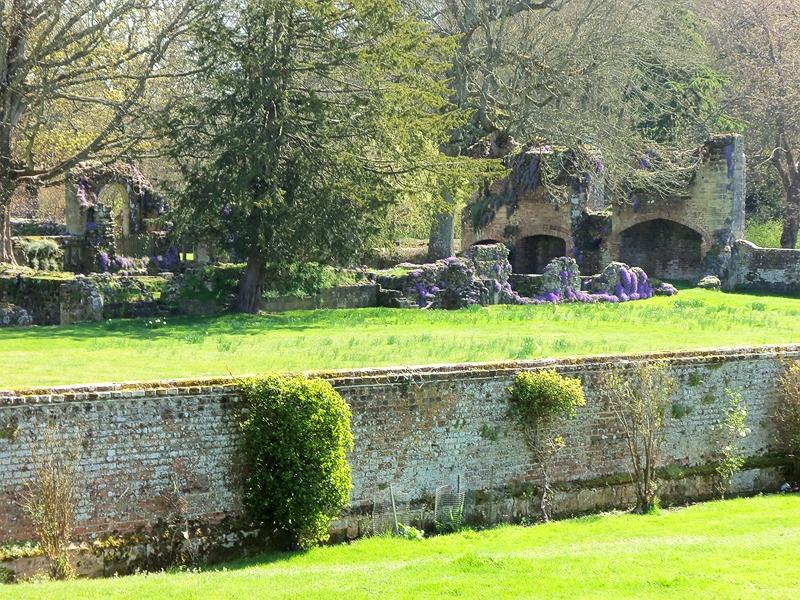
162,0,477,313
408,0,726,257
702,0,800,248
0,0,197,263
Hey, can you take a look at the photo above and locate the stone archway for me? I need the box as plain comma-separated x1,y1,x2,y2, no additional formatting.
617,219,703,280
97,182,131,238
514,235,567,274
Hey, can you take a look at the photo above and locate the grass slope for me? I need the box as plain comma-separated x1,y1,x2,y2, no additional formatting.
2,289,800,389
5,495,800,599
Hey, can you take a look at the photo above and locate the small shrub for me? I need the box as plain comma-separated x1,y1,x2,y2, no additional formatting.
508,369,585,521
17,237,62,271
508,370,585,427
396,523,424,540
775,360,800,482
19,426,80,580
434,505,466,534
598,362,677,514
239,375,354,549
713,389,749,498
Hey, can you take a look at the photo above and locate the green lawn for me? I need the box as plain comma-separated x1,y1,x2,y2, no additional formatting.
5,495,799,599
2,288,800,389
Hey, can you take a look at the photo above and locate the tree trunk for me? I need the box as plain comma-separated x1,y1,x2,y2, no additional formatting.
428,211,455,261
780,187,800,249
236,253,267,313
0,195,17,265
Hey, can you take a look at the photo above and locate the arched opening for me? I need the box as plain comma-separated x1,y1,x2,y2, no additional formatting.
514,235,566,274
98,183,131,238
618,219,703,280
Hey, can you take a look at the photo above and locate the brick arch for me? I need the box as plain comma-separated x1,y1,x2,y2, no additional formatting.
612,212,712,253
65,162,163,237
612,218,707,280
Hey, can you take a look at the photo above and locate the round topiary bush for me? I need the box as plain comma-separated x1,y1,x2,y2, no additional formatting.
239,375,354,549
508,369,586,428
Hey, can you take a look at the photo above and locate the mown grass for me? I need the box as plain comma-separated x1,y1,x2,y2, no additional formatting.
4,495,799,599
2,288,800,389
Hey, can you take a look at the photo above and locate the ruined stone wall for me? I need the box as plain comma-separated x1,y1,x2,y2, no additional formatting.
462,135,747,280
725,240,800,293
462,188,576,270
609,135,746,279
262,284,378,312
0,346,795,544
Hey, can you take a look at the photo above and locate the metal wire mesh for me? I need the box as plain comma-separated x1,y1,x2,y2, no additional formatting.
434,483,465,530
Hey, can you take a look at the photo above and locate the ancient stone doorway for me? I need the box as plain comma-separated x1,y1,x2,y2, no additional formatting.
515,235,566,274
618,219,703,280
97,183,131,238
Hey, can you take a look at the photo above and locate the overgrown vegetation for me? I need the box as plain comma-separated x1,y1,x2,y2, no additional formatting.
508,369,586,520
15,238,62,272
712,389,749,497
775,360,800,482
599,362,677,513
239,376,354,549
18,426,80,580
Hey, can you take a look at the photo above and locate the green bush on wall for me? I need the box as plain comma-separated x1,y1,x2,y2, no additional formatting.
239,375,354,549
508,369,586,428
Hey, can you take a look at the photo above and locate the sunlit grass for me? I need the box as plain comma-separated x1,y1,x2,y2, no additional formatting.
4,495,799,599
2,288,800,389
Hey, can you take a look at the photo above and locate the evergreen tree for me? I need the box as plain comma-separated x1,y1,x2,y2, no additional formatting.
162,0,474,312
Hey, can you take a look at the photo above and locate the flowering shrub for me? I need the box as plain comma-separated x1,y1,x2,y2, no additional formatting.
392,255,665,309
405,257,487,309
151,245,181,272
110,255,150,276
508,369,585,521
592,262,654,301
17,237,62,272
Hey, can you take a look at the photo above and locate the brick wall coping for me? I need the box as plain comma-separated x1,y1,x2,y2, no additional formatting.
2,344,800,403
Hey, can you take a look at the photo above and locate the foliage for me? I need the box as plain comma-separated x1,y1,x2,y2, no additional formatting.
704,0,800,248
711,389,749,498
239,375,354,549
0,0,197,263
19,426,81,580
396,523,425,541
262,264,360,299
508,370,586,429
745,220,800,250
775,360,800,481
434,506,466,535
598,362,677,513
508,369,585,520
16,238,62,272
161,0,472,311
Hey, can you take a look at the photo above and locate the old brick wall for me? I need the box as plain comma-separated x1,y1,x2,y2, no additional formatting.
725,240,800,293
1,346,796,543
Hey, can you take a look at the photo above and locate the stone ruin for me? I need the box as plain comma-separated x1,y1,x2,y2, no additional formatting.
63,162,172,272
462,135,746,283
374,243,675,310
